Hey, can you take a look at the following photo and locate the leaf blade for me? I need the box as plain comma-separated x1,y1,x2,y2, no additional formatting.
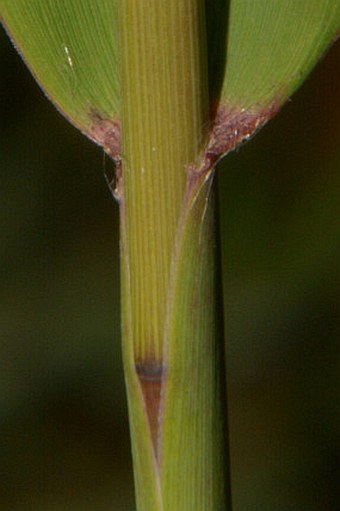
221,0,340,108
1,0,119,136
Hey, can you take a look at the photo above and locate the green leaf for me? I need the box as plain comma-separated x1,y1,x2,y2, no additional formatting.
1,0,339,160
222,0,340,109
1,0,119,149
201,0,340,166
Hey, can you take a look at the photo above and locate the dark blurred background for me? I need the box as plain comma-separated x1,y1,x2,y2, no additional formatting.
1,27,339,511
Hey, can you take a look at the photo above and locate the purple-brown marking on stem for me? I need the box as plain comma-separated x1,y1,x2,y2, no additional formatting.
87,111,122,201
187,101,280,176
135,359,166,464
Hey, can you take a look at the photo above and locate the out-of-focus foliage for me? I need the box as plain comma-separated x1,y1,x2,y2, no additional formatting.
1,27,339,511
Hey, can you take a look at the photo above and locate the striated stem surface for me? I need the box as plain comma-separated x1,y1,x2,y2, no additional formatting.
118,1,230,509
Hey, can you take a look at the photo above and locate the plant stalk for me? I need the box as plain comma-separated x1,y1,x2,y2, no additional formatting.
118,1,231,509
